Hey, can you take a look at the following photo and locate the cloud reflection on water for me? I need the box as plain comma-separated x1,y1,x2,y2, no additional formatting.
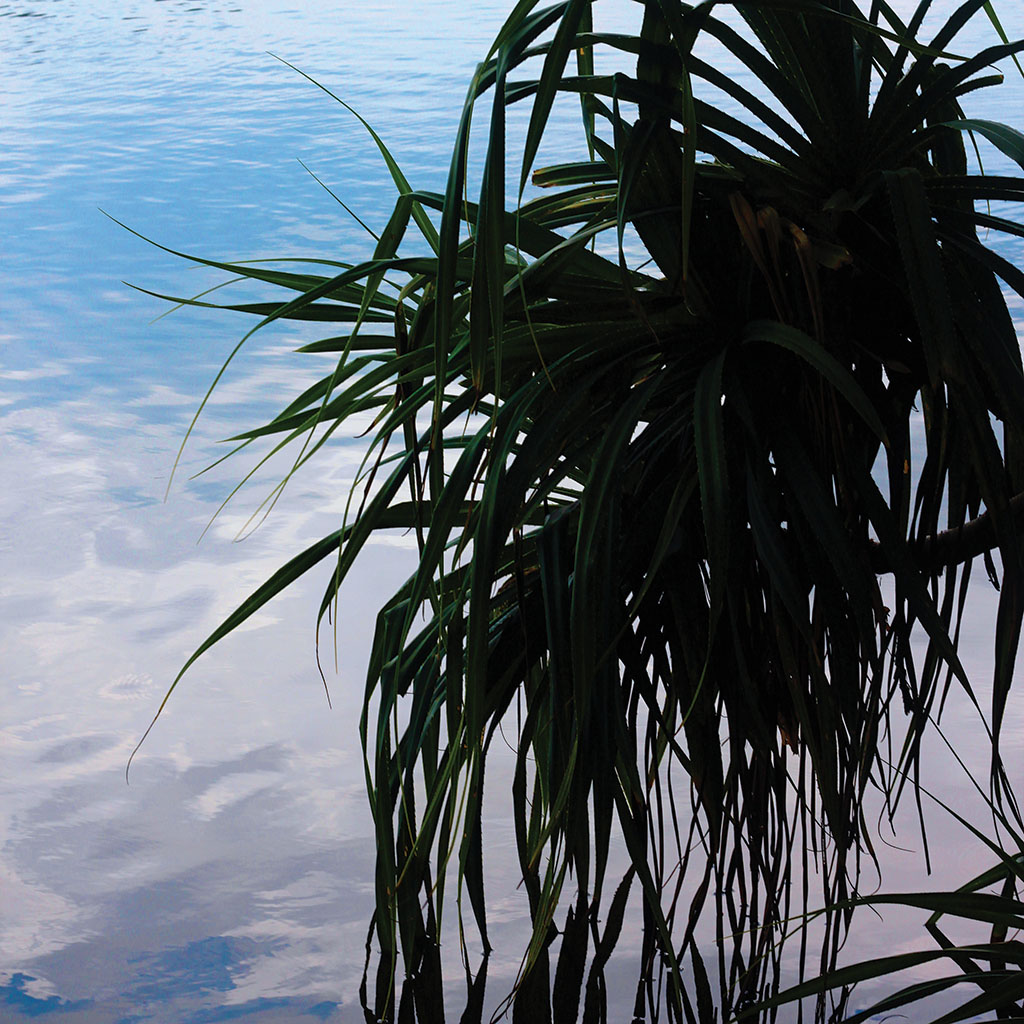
1,0,561,1015
6,0,1024,1019
0,349,419,1018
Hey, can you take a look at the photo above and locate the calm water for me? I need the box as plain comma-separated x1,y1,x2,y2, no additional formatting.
3,2,1024,1021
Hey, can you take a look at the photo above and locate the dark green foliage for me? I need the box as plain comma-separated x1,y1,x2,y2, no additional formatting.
132,1,1024,1019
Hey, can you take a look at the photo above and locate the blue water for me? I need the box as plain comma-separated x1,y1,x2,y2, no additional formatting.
1,3,546,1020
3,2,1024,1021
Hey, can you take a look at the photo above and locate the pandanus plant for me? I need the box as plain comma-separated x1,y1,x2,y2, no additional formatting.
129,0,1024,1019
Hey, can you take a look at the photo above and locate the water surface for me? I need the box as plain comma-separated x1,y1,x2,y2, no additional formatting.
3,2,1024,1021
3,3,545,1019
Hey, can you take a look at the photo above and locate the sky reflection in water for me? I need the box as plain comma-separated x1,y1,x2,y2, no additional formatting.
2,1,529,1019
3,0,1024,1021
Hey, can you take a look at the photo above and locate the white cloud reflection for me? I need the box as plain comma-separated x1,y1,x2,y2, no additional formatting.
5,281,1024,1024
5,0,1024,1018
0,348,419,1014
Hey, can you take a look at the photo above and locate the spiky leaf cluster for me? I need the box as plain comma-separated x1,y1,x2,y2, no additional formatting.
136,1,1024,1020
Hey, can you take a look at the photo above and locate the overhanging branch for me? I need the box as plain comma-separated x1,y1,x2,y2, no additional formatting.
870,492,1024,574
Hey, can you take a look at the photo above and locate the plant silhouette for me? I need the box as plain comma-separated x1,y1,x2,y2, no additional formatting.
129,1,1024,1020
